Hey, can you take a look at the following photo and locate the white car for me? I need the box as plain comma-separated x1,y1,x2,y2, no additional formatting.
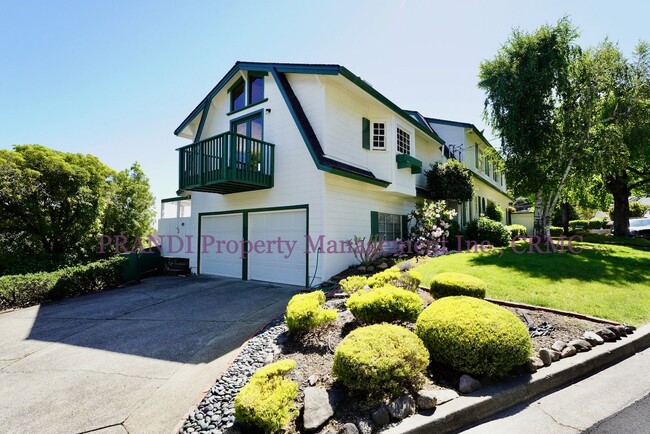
629,218,650,239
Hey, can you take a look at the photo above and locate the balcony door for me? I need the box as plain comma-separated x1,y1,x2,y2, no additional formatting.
232,113,263,140
231,113,263,172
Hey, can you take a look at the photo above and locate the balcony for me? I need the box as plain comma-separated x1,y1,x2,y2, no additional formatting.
178,132,275,194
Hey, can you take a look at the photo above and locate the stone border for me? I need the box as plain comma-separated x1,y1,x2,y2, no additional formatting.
384,323,650,434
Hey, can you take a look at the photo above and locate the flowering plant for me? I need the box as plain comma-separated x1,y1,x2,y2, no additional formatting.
408,200,457,256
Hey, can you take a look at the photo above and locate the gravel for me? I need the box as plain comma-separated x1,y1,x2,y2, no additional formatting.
179,318,288,434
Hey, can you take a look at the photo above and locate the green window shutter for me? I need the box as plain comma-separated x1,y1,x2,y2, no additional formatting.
370,211,379,235
401,215,409,240
475,146,479,168
362,118,370,150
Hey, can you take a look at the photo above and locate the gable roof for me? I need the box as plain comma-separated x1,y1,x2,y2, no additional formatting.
174,62,445,145
425,117,498,153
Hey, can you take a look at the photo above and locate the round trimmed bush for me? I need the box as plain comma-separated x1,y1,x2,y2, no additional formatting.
339,275,368,295
430,272,487,299
415,296,532,377
235,359,298,432
333,324,429,397
347,285,422,324
464,217,511,247
285,291,337,334
549,226,564,237
506,224,527,238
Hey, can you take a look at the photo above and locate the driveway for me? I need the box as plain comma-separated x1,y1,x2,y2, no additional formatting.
0,275,299,434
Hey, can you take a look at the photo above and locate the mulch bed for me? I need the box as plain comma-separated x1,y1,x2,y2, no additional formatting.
273,285,611,433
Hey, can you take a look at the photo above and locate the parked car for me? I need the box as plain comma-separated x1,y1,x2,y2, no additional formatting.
629,218,650,239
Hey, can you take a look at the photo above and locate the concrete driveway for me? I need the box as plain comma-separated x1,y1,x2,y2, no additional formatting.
0,275,299,434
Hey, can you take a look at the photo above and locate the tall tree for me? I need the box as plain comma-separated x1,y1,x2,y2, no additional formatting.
479,18,588,237
424,159,474,202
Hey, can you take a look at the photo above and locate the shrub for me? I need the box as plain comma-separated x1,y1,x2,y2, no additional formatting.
235,359,299,433
408,200,458,255
339,275,368,295
416,296,532,377
0,256,126,310
588,218,605,229
366,268,422,292
464,217,511,247
430,272,487,299
333,324,429,397
549,226,564,237
506,224,527,238
485,203,504,222
347,285,422,324
285,291,337,334
569,219,591,231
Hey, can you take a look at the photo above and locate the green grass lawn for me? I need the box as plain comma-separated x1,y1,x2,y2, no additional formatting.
412,241,650,325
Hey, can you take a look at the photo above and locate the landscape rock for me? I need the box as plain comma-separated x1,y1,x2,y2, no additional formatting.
415,389,438,409
614,325,627,337
561,345,577,358
568,339,592,352
355,417,373,434
539,348,553,366
339,423,359,434
377,262,389,269
550,350,561,362
428,389,459,405
367,266,375,272
606,325,621,339
595,328,617,342
308,374,318,386
370,406,390,427
551,341,567,352
318,429,336,434
387,395,416,420
527,357,544,373
459,374,482,394
303,387,345,431
357,266,367,272
624,325,636,335
583,331,604,345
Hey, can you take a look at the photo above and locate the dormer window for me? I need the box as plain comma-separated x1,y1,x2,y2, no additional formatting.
248,74,264,105
396,127,411,155
230,79,246,112
372,122,386,150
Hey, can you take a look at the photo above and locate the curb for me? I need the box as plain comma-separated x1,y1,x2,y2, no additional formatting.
386,323,650,434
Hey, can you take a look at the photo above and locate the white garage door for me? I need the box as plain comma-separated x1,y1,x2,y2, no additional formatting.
248,209,307,286
200,213,243,278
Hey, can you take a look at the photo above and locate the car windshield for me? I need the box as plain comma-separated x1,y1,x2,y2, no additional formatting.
630,218,650,228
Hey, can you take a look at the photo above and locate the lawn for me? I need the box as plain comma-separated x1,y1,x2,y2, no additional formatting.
412,241,650,325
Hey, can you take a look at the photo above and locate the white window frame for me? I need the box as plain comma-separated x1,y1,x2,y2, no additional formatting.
371,120,387,151
377,212,402,242
396,124,412,156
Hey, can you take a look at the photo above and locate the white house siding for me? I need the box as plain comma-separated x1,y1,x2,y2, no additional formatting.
511,212,535,235
473,176,512,224
320,173,416,280
431,123,466,163
163,72,326,284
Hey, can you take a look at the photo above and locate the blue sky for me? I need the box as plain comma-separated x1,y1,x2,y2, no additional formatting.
1,0,648,214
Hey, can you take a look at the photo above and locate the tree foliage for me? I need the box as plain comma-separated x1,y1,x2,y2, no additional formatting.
424,160,474,202
0,145,155,267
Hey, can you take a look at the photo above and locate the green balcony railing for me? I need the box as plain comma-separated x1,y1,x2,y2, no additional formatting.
178,132,275,194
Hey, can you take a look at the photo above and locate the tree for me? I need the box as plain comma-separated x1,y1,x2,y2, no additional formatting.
102,162,156,242
424,160,474,202
479,18,588,237
0,145,155,263
484,203,504,222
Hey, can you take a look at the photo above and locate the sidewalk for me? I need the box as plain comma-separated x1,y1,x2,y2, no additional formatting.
461,349,650,433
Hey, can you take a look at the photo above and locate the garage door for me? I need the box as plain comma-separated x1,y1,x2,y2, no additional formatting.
248,209,307,286
200,213,243,278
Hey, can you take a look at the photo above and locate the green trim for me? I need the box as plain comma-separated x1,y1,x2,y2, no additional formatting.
161,196,191,203
197,204,310,286
329,168,390,187
227,76,245,94
475,145,479,168
362,117,370,150
339,67,445,146
248,71,269,77
195,104,209,142
370,211,379,235
226,98,268,116
395,153,423,174
228,77,246,113
230,109,265,140
247,74,265,106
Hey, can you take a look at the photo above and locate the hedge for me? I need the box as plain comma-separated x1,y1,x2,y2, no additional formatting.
464,217,511,247
430,272,487,299
347,285,422,324
0,256,126,310
549,226,564,237
506,224,527,238
569,219,591,230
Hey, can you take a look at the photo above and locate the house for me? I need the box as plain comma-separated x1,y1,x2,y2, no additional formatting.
157,62,511,287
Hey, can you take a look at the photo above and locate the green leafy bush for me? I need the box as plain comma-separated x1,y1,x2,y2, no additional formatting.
347,285,422,324
339,275,368,295
333,324,429,397
0,256,126,310
506,224,527,238
235,359,298,433
464,217,511,247
485,203,504,222
569,219,591,231
549,226,564,236
285,291,337,334
430,272,487,299
588,218,606,229
366,268,422,292
416,296,532,377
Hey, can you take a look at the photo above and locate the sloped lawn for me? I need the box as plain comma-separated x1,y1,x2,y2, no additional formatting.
413,242,650,325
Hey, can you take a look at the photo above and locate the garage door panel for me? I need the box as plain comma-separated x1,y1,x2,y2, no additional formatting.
248,210,307,286
200,214,243,278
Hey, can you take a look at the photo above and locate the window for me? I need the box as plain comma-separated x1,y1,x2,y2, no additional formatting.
475,145,480,168
485,157,490,176
372,122,385,150
248,75,264,105
396,127,410,154
378,212,402,241
477,151,484,170
230,79,246,112
493,170,498,182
